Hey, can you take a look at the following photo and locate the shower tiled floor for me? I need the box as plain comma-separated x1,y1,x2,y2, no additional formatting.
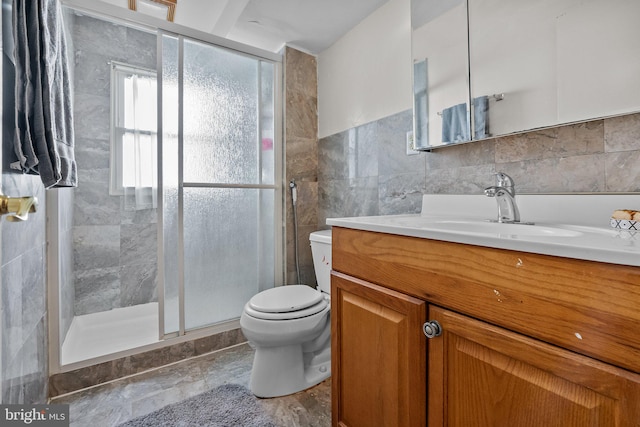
51,343,331,427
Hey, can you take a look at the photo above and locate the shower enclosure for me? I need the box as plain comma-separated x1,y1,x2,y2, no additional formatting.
48,6,282,371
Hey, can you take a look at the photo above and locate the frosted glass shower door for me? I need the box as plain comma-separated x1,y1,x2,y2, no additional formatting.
183,188,274,329
161,35,278,333
160,34,180,335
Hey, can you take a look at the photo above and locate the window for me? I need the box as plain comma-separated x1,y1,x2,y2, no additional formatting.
110,62,158,199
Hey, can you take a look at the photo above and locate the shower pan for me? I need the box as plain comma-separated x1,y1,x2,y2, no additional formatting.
48,5,283,373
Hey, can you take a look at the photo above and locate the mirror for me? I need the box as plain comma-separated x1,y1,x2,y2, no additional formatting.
412,0,640,149
412,0,469,149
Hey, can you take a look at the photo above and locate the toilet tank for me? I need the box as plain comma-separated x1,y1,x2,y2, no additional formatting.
309,229,332,295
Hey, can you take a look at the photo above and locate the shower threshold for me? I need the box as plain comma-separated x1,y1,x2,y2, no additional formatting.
61,302,159,365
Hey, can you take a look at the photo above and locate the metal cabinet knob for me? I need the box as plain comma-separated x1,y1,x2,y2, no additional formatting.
423,320,442,338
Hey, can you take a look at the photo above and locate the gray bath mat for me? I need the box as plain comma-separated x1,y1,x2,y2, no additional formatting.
118,383,277,427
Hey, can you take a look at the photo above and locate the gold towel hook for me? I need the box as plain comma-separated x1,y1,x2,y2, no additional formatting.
0,193,38,222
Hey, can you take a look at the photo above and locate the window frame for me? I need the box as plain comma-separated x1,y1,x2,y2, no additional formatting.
109,61,158,196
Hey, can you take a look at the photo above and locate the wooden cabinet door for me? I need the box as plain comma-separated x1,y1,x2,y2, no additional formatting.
332,271,427,427
428,305,640,427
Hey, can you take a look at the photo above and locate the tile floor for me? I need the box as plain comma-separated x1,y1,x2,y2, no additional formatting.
51,343,331,427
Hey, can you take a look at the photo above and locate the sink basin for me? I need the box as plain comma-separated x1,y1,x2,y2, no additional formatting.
425,220,583,237
388,217,584,237
326,194,640,268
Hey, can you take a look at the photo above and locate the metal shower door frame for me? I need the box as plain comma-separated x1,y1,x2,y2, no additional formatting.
155,30,284,340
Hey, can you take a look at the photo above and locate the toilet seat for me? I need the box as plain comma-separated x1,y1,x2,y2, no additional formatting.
246,285,328,320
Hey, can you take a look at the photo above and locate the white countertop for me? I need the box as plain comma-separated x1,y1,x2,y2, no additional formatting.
326,194,640,267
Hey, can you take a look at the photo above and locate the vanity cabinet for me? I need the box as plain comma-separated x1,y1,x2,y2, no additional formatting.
428,305,640,426
331,272,426,427
331,226,640,427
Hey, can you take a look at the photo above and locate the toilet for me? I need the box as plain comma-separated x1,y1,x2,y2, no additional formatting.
240,229,332,398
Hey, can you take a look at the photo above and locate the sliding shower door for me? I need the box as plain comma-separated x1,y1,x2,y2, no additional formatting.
160,34,281,335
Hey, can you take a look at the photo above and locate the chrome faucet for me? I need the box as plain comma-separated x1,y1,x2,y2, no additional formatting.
484,172,520,223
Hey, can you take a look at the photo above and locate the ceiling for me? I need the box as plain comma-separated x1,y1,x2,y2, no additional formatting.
97,0,390,55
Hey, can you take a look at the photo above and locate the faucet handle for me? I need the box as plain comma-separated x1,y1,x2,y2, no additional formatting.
494,172,515,189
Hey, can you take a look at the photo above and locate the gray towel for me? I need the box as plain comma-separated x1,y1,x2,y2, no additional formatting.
473,95,489,139
12,0,76,188
441,102,469,143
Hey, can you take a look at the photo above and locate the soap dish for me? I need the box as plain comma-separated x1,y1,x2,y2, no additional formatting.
610,218,639,230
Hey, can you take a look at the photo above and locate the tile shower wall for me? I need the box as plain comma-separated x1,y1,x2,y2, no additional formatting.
71,15,158,315
1,0,48,403
0,175,47,404
318,111,640,220
1,176,48,403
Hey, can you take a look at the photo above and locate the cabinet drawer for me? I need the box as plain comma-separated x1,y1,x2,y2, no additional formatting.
332,226,640,373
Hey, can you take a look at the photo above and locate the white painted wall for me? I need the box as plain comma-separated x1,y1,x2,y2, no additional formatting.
317,0,412,139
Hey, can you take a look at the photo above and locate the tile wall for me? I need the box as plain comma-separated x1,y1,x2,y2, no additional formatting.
0,0,48,403
318,110,424,226
316,111,640,224
284,48,319,286
423,113,640,194
0,174,47,404
71,15,158,315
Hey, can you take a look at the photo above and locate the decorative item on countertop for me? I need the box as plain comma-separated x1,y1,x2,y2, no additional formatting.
610,209,640,230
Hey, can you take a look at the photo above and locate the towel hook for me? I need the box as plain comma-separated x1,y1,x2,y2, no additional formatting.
0,193,38,222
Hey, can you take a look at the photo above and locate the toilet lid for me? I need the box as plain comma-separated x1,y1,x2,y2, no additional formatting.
248,285,324,313
244,299,328,320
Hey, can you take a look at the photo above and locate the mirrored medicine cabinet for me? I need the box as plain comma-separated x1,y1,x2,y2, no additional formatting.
411,0,640,150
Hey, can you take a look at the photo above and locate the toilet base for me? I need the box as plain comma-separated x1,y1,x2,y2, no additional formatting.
249,343,331,398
